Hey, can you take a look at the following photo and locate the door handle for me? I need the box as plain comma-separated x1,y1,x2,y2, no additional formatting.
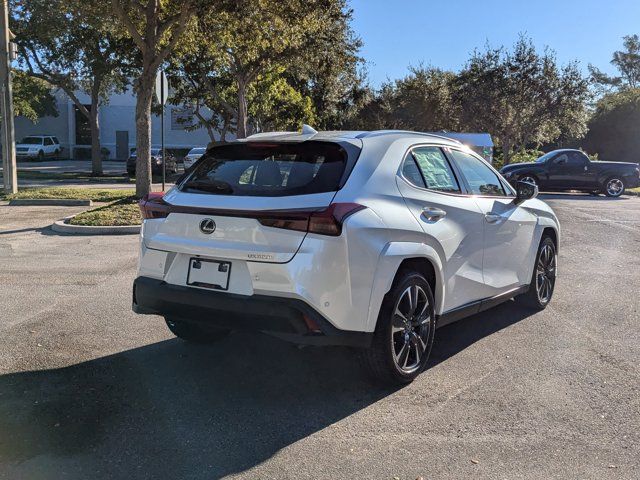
421,206,446,221
484,213,501,224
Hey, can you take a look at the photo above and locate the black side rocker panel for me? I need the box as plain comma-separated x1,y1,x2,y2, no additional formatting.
436,285,529,328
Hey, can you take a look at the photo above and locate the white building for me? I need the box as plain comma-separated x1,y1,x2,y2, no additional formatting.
15,87,217,160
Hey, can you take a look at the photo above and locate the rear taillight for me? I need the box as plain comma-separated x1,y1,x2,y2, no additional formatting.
308,203,366,236
257,203,365,236
138,192,169,219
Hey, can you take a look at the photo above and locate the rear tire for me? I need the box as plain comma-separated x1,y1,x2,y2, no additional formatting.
165,318,230,343
516,236,557,310
360,270,436,385
603,177,625,197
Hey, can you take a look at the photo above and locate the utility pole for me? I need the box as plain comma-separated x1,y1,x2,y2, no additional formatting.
0,0,16,194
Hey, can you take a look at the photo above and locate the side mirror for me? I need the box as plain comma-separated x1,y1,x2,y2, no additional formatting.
514,180,538,204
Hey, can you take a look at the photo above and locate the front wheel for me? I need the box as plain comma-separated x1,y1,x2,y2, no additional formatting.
165,318,230,343
517,236,557,310
604,177,625,197
360,270,436,385
519,175,538,187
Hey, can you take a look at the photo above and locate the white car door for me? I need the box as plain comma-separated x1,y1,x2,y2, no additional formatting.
448,149,537,295
43,137,55,155
396,145,487,312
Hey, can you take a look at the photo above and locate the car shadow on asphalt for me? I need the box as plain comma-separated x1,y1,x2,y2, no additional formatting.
0,301,533,479
0,333,392,479
430,299,534,368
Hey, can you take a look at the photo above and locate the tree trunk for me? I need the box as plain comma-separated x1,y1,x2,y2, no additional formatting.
134,75,154,197
89,111,102,176
502,139,513,165
89,81,102,176
236,77,248,139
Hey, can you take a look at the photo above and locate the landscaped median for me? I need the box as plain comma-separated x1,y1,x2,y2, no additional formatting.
629,187,640,197
1,187,143,234
52,195,142,235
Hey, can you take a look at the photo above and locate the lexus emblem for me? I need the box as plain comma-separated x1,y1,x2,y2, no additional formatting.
199,218,216,234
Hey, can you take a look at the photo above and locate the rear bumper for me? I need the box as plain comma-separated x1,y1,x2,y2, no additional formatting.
132,276,372,347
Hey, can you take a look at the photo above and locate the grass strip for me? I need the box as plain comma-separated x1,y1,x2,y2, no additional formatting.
67,197,141,226
1,187,132,202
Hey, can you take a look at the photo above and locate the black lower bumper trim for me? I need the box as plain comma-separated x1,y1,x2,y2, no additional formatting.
133,276,372,347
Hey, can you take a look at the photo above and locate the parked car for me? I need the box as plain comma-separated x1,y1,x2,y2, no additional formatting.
15,135,61,160
127,148,178,177
133,129,560,384
500,149,640,197
183,147,207,170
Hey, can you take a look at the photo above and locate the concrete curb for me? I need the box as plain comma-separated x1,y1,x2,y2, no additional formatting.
51,215,140,235
9,199,93,206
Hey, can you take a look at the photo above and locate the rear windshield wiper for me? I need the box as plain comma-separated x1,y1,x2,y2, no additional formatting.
182,180,234,194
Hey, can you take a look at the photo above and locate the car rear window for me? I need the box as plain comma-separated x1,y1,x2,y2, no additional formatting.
181,141,350,196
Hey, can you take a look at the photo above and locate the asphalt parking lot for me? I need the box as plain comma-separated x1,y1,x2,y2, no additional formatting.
0,194,639,479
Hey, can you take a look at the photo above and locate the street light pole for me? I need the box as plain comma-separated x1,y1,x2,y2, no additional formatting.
0,0,16,194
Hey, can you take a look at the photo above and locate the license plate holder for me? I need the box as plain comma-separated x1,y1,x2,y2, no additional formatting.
187,258,231,291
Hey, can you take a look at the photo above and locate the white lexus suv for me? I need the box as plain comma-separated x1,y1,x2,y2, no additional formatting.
133,128,559,384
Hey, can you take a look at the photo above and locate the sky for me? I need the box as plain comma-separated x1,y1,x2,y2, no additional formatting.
349,0,640,86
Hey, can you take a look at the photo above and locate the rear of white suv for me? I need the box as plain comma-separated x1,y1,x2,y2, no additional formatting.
133,130,560,384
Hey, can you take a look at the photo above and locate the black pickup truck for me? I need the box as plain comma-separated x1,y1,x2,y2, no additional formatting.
500,149,640,197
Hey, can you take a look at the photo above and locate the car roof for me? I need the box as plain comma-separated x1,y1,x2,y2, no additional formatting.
243,129,463,147
546,148,583,154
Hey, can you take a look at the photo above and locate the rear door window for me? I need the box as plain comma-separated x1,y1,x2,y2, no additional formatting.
411,147,460,193
182,142,351,197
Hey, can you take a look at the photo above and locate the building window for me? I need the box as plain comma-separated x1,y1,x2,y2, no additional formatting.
75,105,91,145
171,107,196,130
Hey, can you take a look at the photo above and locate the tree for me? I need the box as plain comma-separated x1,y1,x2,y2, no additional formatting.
347,66,461,132
195,0,354,139
110,0,198,197
589,34,640,91
12,70,57,122
12,0,129,174
582,88,640,162
455,37,590,164
281,2,364,130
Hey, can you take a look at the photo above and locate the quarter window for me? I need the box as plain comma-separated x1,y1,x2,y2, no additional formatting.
402,146,461,193
449,149,506,196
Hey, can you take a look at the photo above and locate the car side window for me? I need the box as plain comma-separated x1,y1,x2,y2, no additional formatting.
568,152,588,166
449,149,507,196
411,147,461,193
401,155,426,188
52,137,60,145
553,153,568,165
44,138,53,146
